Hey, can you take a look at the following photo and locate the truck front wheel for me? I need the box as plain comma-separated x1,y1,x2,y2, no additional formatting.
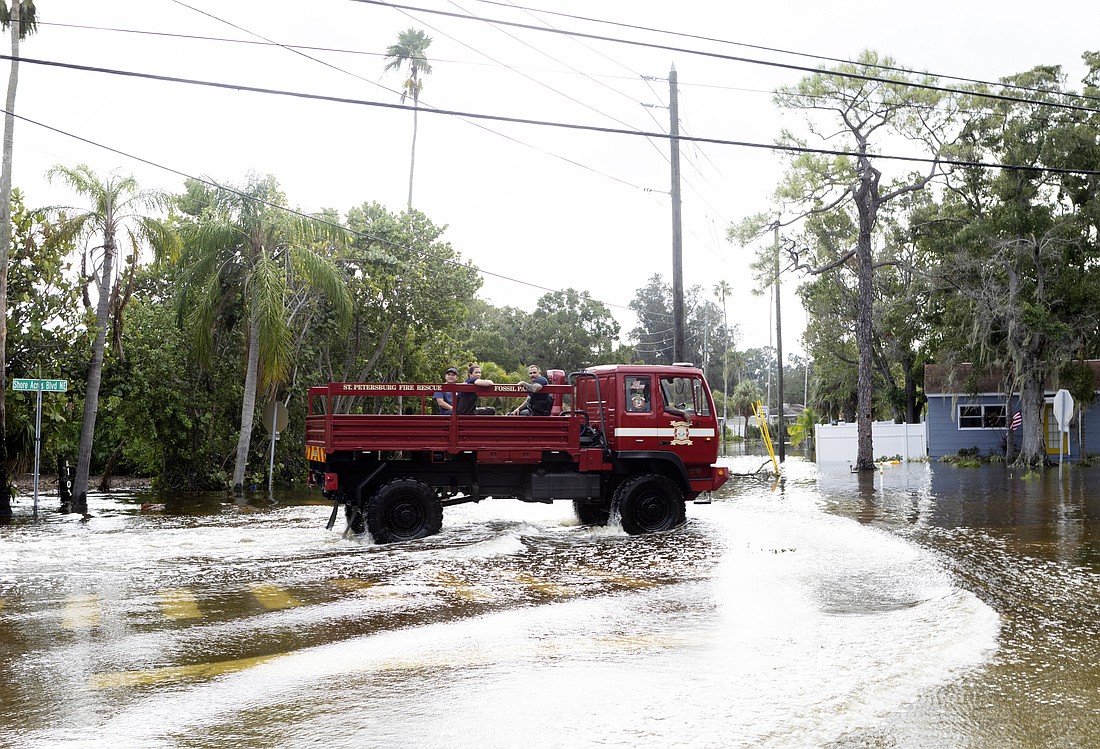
612,474,685,535
365,479,443,543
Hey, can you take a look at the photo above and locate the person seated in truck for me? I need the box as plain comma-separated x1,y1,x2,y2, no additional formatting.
626,376,651,412
456,364,494,415
660,376,691,419
433,367,459,415
510,364,553,416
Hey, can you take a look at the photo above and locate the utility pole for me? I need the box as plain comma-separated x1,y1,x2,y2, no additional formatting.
703,303,709,375
775,225,785,462
669,64,685,363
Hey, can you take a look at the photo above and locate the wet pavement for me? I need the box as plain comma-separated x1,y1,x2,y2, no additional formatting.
1,454,1098,748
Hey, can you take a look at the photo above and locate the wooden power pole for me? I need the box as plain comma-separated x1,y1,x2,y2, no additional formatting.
669,64,685,363
775,225,785,462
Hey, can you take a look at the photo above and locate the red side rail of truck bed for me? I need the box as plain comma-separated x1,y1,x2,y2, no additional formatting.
305,382,581,456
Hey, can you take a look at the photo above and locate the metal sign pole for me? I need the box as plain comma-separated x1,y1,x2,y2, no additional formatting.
268,428,277,494
33,387,42,517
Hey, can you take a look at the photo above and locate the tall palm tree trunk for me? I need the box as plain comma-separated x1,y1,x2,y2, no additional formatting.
407,103,419,211
73,237,117,514
0,1,21,521
232,316,262,493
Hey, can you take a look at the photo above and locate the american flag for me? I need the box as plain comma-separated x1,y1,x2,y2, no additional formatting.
1011,412,1022,430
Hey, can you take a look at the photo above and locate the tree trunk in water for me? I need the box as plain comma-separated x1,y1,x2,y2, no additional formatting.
73,237,117,514
0,1,22,522
904,362,917,424
96,441,124,493
1015,369,1046,467
853,157,880,471
232,318,262,493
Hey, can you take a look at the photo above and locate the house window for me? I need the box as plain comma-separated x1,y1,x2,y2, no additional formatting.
958,404,1006,429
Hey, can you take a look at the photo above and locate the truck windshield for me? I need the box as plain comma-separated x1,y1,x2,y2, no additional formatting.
658,376,711,417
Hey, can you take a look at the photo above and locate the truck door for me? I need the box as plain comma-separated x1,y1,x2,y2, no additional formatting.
655,373,718,465
617,375,659,450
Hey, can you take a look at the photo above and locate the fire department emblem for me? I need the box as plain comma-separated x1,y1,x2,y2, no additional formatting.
669,420,692,445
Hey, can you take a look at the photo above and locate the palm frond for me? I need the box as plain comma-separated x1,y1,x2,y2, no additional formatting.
290,246,352,327
248,253,292,387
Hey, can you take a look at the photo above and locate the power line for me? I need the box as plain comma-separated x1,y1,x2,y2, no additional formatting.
349,0,1100,114
8,55,1099,177
487,0,672,160
388,0,651,136
36,16,1082,129
0,106,658,319
168,1,650,194
459,0,1100,107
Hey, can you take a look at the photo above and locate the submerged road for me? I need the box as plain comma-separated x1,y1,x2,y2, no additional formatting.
1,456,1096,748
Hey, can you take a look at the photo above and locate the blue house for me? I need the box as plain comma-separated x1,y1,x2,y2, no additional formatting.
924,362,1100,461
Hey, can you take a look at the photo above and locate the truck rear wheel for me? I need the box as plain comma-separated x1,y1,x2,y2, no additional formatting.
365,478,443,543
612,474,685,535
573,500,611,526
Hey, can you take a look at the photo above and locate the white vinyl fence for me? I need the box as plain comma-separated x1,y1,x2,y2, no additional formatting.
814,421,927,464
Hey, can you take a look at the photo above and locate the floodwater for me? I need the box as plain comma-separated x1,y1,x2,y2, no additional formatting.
0,453,1098,749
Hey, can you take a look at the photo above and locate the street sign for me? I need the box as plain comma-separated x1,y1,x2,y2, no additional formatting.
262,401,289,434
1053,389,1074,432
12,377,69,516
12,378,68,392
263,400,290,494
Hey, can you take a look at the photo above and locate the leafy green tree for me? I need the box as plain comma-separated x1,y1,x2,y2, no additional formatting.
4,188,80,485
48,165,177,513
788,406,820,448
629,275,726,375
383,28,433,212
731,379,764,436
735,50,952,470
324,202,480,407
0,0,37,519
921,65,1100,466
175,174,350,492
629,274,674,365
523,288,619,373
463,300,524,372
93,270,238,489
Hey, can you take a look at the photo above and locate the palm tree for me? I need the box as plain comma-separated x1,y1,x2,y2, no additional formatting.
175,174,350,493
713,280,732,436
0,0,38,521
47,165,178,514
383,28,433,212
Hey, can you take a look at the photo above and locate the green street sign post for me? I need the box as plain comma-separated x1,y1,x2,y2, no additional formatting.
12,379,68,392
12,378,69,517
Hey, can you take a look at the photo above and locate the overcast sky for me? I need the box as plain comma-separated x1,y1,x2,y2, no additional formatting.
8,0,1100,359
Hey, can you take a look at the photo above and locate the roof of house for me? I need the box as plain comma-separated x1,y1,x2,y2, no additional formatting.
924,361,1100,396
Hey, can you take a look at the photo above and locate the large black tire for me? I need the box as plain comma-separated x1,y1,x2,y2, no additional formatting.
364,479,443,543
573,499,611,526
612,474,685,535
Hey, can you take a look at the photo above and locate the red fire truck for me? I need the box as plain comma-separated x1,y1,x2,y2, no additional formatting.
305,364,729,543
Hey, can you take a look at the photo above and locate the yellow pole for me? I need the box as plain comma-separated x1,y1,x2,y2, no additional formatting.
753,400,779,475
